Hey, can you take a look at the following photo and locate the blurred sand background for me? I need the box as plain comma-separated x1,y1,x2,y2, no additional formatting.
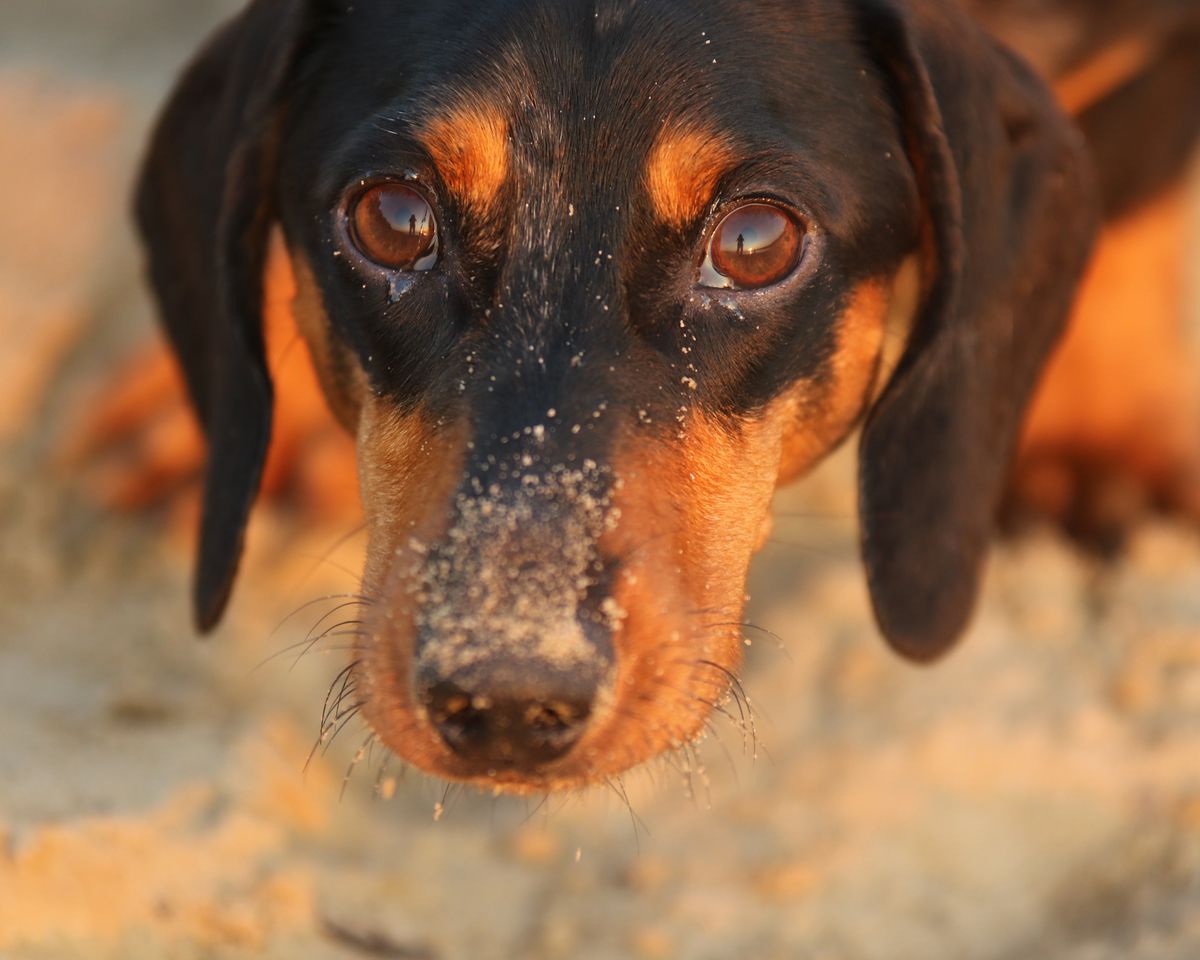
1,3,1199,958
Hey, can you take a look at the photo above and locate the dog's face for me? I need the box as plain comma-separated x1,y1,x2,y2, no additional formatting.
137,0,1096,791
275,0,923,789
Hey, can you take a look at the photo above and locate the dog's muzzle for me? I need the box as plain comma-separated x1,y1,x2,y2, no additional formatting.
410,460,620,773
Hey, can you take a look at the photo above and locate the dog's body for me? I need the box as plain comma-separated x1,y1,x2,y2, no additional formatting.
132,0,1197,792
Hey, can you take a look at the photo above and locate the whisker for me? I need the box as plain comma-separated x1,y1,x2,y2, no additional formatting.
321,660,361,729
700,619,785,648
269,593,373,640
322,702,367,758
604,775,646,850
341,730,378,800
273,515,369,599
702,716,741,783
288,619,366,671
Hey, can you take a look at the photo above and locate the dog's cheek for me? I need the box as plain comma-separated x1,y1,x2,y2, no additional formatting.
352,399,471,770
592,413,784,768
776,268,916,485
269,232,368,433
581,269,915,773
256,230,360,513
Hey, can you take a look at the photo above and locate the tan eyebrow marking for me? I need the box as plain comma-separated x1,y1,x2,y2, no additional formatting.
419,101,510,212
645,123,735,226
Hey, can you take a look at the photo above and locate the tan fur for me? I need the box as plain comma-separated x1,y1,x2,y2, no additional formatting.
645,123,735,226
1054,35,1154,115
592,412,782,775
775,274,906,485
258,232,359,517
1017,186,1200,517
258,195,923,792
418,101,510,213
353,402,476,782
258,211,924,790
582,272,913,776
280,236,366,433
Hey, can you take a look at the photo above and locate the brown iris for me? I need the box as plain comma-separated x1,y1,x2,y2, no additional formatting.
350,183,439,270
703,202,804,289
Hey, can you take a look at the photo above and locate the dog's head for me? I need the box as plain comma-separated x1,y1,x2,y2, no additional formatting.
137,0,1095,791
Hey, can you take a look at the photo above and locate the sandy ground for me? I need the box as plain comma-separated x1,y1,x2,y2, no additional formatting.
1,3,1199,958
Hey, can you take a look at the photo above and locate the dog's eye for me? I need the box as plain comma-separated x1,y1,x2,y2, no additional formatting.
349,183,439,270
700,203,805,289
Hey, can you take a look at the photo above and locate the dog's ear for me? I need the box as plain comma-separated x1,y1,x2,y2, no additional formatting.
854,0,1098,661
135,0,330,631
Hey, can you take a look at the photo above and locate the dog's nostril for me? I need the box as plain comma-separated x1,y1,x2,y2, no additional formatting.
525,701,574,731
423,680,591,769
428,687,488,742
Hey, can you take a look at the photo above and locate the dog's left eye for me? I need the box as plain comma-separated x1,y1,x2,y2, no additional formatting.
349,183,439,270
700,202,805,290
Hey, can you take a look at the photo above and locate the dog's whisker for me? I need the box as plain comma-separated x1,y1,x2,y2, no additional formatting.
518,792,551,827
292,522,370,589
325,684,363,733
340,730,378,800
261,610,368,670
288,618,366,671
433,781,465,822
320,660,361,730
649,669,759,763
695,696,755,755
688,658,758,757
683,740,712,808
699,619,785,647
373,751,397,801
321,702,367,758
603,775,646,851
269,593,374,640
701,716,742,784
295,553,365,584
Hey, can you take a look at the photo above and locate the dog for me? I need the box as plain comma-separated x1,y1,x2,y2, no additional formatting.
133,0,1198,792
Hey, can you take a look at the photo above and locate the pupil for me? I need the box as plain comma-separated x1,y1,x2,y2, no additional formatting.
354,184,438,269
377,188,431,239
707,203,803,289
720,208,787,259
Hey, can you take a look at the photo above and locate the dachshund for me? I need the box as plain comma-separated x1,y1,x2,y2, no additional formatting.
133,0,1196,792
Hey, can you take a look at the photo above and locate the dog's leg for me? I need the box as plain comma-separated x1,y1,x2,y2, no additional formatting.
1009,182,1200,547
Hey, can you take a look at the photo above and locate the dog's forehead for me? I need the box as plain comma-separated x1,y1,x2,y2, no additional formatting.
394,9,749,155
278,0,918,422
310,0,894,238
325,0,870,158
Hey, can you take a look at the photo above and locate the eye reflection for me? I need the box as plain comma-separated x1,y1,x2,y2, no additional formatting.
700,202,805,289
350,183,439,270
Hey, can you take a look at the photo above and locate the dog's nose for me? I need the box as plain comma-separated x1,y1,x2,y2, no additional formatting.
422,676,593,768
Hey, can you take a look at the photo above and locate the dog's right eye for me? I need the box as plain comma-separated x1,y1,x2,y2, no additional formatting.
700,202,805,290
349,183,439,270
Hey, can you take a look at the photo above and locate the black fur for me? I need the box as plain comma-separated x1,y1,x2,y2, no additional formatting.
138,0,1097,656
855,0,1096,659
136,0,329,630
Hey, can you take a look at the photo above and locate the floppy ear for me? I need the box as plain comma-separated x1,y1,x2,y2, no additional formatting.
854,0,1099,661
135,0,324,631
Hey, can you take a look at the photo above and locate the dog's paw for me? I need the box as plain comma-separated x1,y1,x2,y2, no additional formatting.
1003,445,1200,553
